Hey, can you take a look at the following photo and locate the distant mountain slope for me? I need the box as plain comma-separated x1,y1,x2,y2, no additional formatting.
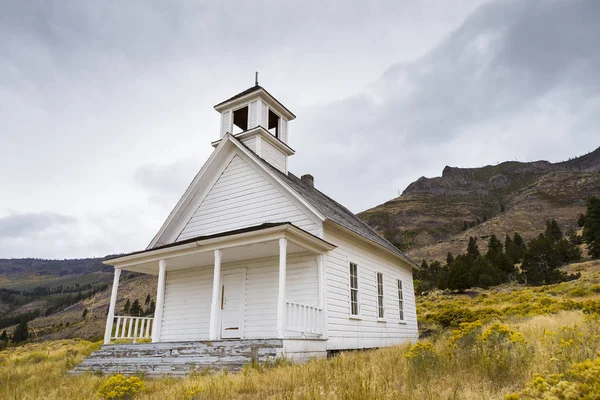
0,257,156,341
359,147,600,261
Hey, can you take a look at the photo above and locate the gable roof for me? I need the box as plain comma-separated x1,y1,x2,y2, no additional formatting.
148,133,416,268
227,135,417,268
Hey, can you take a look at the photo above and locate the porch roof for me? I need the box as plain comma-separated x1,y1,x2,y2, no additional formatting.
103,222,335,274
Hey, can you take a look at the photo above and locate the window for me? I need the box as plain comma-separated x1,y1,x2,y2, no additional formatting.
398,280,404,321
377,272,384,319
349,262,359,316
268,109,280,138
232,106,249,134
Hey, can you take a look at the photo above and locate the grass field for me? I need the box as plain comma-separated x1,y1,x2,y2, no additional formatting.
1,261,600,399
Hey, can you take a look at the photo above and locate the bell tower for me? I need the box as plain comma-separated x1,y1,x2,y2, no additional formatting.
212,81,296,174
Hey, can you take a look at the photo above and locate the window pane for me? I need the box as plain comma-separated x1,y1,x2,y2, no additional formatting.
377,273,384,318
349,263,359,315
398,279,404,321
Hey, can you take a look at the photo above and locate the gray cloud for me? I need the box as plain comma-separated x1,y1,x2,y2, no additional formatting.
134,160,200,207
0,212,75,238
291,0,600,212
2,0,599,258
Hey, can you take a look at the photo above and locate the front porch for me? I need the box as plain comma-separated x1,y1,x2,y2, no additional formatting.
102,223,334,350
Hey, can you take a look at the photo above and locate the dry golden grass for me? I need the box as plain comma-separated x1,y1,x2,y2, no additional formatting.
3,264,600,399
1,311,599,400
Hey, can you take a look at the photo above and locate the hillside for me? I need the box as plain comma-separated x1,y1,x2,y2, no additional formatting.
0,258,156,341
359,146,600,261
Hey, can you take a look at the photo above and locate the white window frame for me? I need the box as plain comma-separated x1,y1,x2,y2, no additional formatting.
376,272,385,320
349,262,360,318
397,279,405,323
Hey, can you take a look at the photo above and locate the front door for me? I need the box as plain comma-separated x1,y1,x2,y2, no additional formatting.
220,271,244,339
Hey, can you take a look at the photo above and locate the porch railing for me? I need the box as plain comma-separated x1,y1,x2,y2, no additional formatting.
111,316,153,343
285,301,323,335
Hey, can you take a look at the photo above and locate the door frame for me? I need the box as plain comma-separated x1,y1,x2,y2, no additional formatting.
219,267,247,339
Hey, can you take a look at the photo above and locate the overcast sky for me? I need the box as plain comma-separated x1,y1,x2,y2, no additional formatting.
1,0,599,259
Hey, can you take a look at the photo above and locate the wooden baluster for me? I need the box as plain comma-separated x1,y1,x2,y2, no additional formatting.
133,318,139,343
120,317,127,338
145,319,151,338
114,317,121,340
127,317,133,338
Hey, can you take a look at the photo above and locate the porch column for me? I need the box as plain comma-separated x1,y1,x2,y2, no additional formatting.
317,254,325,309
209,249,222,340
103,268,122,345
317,254,328,338
277,238,287,338
152,259,166,343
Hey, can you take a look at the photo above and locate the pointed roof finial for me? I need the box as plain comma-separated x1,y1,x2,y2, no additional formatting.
255,71,259,86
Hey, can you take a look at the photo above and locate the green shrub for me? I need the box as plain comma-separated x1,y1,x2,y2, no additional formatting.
590,284,600,293
97,374,144,400
568,287,592,297
507,358,600,399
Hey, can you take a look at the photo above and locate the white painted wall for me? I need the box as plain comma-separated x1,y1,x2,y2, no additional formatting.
159,255,319,342
260,139,287,173
177,154,320,241
322,227,418,350
160,267,213,341
240,136,257,153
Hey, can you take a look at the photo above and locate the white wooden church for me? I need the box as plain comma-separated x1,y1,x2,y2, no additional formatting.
77,84,419,375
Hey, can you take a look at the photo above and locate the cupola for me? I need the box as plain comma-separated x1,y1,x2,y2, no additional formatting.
212,81,296,174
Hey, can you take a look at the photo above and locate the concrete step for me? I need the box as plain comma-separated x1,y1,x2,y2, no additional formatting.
72,339,283,376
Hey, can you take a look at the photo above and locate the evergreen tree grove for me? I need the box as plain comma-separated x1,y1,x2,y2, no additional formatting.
583,196,600,259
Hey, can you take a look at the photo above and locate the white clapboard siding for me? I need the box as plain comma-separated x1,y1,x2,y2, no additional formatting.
323,228,418,350
160,267,213,342
286,258,319,307
240,136,257,153
177,154,318,240
261,140,287,173
158,256,319,341
249,100,258,129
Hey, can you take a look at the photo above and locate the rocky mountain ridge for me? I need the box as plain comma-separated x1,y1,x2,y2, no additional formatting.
359,146,600,261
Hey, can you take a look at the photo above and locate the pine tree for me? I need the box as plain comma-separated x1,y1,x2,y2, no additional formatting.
555,238,583,263
486,235,503,258
446,252,455,265
470,256,502,288
513,232,525,248
521,235,565,285
583,196,600,259
447,258,472,291
0,330,7,342
578,213,586,228
145,294,151,305
545,219,563,243
12,321,29,343
145,300,156,316
122,299,131,315
467,237,480,260
82,308,88,319
505,235,513,251
130,299,142,316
